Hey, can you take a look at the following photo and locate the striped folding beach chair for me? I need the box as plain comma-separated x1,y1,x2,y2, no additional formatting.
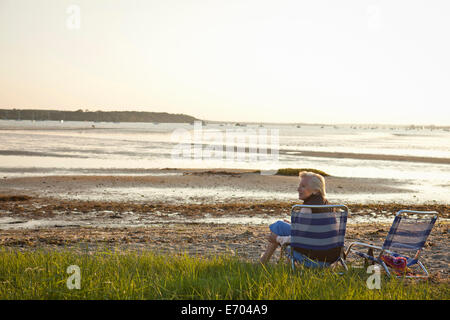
285,204,349,271
344,210,438,278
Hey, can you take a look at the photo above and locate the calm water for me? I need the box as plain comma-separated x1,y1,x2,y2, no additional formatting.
0,119,449,185
0,120,449,204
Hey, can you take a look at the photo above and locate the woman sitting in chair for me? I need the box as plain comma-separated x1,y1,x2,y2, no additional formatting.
260,171,340,267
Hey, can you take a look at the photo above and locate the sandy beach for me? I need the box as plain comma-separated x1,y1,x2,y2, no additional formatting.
0,169,448,279
0,168,430,203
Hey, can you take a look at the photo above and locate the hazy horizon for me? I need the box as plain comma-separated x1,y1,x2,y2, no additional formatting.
2,107,449,127
1,0,450,126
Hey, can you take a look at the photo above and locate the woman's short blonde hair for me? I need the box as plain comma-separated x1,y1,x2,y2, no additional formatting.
299,171,327,197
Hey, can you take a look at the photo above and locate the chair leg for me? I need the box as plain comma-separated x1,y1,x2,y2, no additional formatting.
290,247,296,271
379,260,391,277
339,257,348,271
416,261,429,278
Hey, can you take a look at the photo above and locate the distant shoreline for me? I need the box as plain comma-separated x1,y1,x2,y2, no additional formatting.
0,109,197,123
1,110,449,128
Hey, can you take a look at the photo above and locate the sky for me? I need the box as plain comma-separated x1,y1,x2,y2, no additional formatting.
1,0,449,125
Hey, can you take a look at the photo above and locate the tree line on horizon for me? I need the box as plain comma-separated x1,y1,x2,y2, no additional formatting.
0,109,198,123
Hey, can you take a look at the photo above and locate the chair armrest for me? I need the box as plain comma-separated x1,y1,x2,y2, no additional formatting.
344,241,384,259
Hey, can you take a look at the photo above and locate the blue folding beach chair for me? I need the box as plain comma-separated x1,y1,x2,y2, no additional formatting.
345,210,438,278
284,204,349,271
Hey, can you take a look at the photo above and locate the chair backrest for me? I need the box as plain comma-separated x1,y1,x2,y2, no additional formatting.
290,205,348,251
382,210,438,253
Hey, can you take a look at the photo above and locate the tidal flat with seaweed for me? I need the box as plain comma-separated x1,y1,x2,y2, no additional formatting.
0,169,448,281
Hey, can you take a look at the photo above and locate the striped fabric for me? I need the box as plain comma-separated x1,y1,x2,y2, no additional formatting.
290,209,348,251
383,216,437,252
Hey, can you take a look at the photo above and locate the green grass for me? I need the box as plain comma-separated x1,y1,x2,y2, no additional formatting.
0,248,447,300
276,168,330,177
